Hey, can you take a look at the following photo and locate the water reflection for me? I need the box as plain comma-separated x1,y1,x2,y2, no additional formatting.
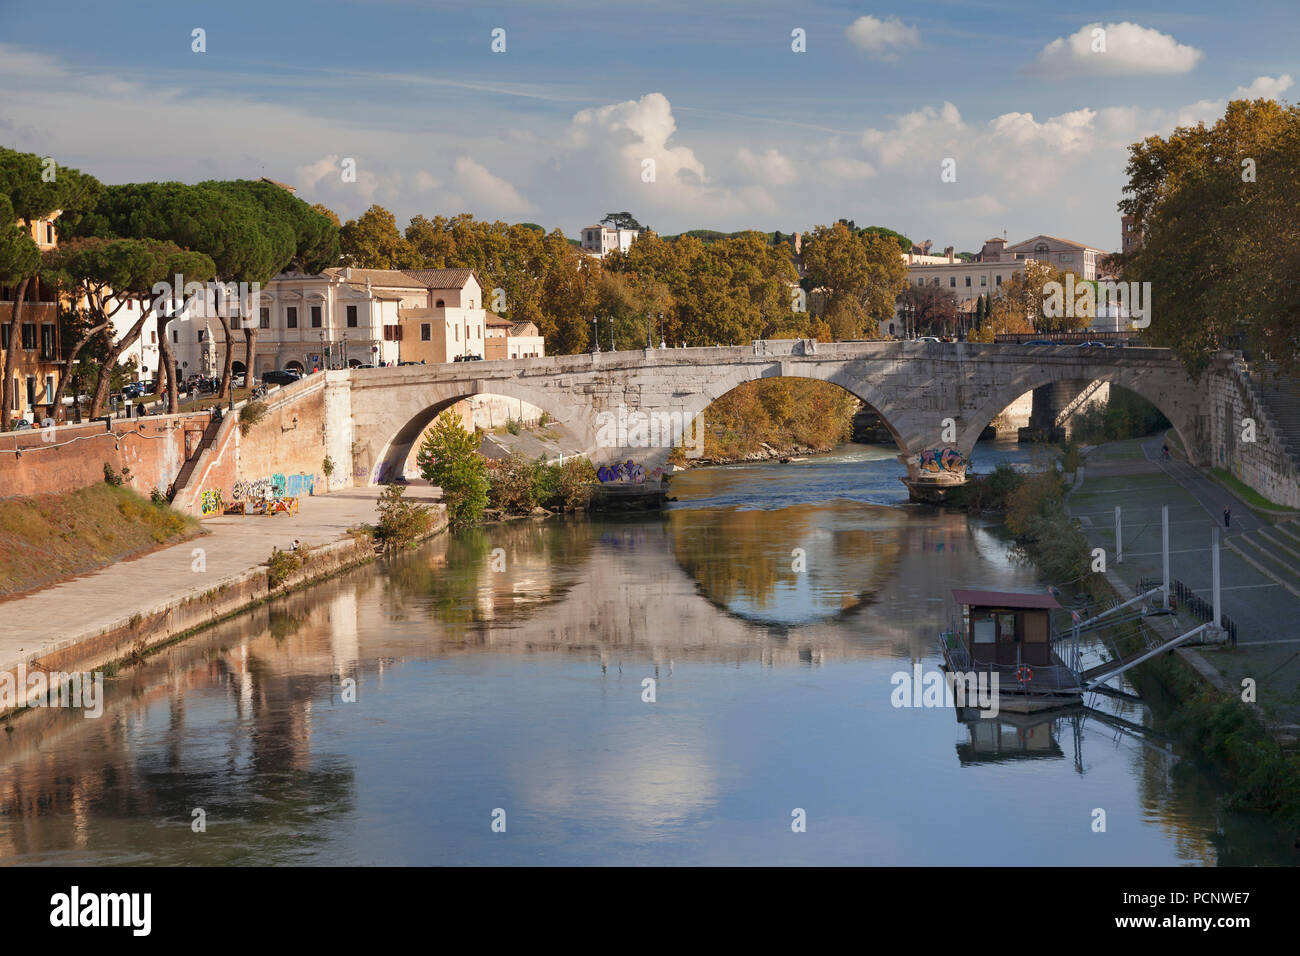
0,447,1293,865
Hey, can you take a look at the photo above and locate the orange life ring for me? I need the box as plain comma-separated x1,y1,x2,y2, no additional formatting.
1016,666,1034,683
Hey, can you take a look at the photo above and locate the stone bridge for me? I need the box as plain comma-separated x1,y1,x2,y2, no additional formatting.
326,339,1220,500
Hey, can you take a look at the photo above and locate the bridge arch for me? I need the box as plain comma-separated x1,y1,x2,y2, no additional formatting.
356,375,586,485
673,360,915,464
956,358,1205,467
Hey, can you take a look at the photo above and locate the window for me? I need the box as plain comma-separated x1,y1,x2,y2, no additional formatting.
126,299,134,310
949,277,956,288
311,306,322,328
383,325,402,341
287,307,298,329
965,276,971,287
435,299,445,308
26,375,37,408
995,275,1002,286
44,222,54,244
1060,253,1073,262
973,618,996,644
346,305,358,328
40,323,55,359
980,275,987,287
231,316,241,330
421,323,431,341
45,375,54,403
21,323,36,349
454,326,459,341
151,332,157,344
260,308,270,330
172,329,179,344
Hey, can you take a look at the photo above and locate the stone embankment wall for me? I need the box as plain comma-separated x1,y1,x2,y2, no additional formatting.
0,412,213,499
0,507,447,720
1207,357,1300,508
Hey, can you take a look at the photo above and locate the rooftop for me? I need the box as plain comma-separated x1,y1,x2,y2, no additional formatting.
952,588,1061,610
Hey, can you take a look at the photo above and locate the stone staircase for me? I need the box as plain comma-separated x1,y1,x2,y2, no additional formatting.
1226,518,1300,598
1244,359,1300,471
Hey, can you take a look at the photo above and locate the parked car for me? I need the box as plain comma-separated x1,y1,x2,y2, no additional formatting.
1024,339,1057,346
916,336,941,344
260,369,301,387
233,374,246,388
453,354,484,362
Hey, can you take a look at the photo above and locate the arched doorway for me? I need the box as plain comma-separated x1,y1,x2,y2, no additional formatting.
285,360,305,374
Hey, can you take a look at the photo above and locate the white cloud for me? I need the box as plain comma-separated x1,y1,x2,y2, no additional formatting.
820,157,876,180
736,147,796,185
1027,22,1203,76
845,15,920,60
453,156,534,214
1232,74,1294,100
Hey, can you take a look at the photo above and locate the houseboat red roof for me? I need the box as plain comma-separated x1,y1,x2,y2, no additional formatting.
952,589,1061,609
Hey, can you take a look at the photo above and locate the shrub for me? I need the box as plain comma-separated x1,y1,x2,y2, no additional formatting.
150,487,168,507
554,457,599,511
539,411,552,426
239,400,268,436
102,462,123,486
417,411,489,529
488,451,539,514
322,455,335,478
374,483,435,550
267,546,305,588
505,417,522,435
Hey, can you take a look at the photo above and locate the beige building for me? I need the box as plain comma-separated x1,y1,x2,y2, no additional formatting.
2,214,63,423
893,233,1107,333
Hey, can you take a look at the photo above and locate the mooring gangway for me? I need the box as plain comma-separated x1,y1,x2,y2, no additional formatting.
1062,505,1231,691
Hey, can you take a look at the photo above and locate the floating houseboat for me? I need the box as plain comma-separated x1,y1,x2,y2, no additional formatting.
939,589,1083,713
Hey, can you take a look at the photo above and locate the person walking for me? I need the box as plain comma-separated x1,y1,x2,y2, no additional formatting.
1223,506,1231,529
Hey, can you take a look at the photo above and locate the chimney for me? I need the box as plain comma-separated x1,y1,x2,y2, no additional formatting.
944,245,955,263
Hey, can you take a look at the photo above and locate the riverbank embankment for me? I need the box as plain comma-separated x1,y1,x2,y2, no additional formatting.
0,486,446,720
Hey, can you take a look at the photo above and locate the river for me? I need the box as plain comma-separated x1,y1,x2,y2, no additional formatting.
0,440,1291,865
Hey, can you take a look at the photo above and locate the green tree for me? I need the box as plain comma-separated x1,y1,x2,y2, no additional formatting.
44,237,215,417
0,148,100,428
1117,98,1300,371
416,410,488,529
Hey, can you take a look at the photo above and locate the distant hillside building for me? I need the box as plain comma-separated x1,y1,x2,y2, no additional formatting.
580,223,640,258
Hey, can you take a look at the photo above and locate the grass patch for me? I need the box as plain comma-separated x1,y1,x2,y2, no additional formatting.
1208,468,1296,513
0,484,201,598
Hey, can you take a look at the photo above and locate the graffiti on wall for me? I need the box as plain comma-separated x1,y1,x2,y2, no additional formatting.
200,488,223,517
233,473,317,502
916,448,967,475
597,460,664,484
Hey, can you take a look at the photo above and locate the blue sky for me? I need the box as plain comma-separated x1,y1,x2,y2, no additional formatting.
1,0,1294,252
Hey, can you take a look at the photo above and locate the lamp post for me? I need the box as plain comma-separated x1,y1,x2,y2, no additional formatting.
609,315,614,353
658,312,665,349
591,316,600,353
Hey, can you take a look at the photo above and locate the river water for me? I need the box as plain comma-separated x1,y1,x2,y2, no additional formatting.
0,441,1291,865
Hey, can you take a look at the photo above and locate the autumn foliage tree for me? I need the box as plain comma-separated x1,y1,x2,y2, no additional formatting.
1116,98,1300,372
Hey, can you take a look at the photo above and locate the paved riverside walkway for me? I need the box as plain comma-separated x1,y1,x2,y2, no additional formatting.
0,486,429,674
1067,435,1300,722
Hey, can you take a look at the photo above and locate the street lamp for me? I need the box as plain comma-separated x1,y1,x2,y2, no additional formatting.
591,316,600,353
609,315,614,353
658,312,665,349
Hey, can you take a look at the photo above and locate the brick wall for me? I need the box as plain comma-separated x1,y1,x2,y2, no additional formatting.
0,413,213,499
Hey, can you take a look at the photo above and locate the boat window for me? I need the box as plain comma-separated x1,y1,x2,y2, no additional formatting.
973,618,996,644
997,613,1017,641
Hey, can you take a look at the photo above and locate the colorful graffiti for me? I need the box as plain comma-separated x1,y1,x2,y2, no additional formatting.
916,448,967,475
597,460,664,484
199,488,223,517
233,473,317,501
